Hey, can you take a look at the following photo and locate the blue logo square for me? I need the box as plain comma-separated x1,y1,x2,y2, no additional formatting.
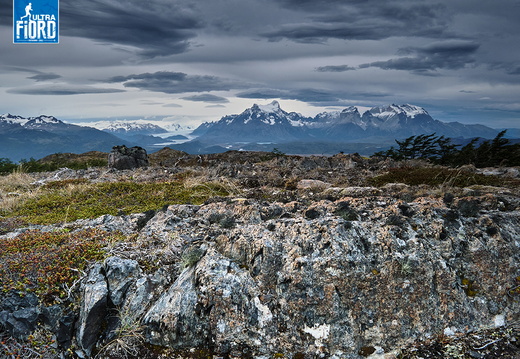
13,0,59,43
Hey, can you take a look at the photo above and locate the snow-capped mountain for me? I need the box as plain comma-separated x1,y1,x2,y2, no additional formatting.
192,101,313,142
99,121,192,146
102,122,168,136
0,114,123,161
0,114,64,128
0,113,30,126
192,102,500,145
164,123,192,133
24,115,64,130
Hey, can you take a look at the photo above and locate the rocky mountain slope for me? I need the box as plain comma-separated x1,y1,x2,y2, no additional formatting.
0,152,519,358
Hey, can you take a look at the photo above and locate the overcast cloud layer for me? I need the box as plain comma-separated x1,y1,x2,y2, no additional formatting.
0,0,519,128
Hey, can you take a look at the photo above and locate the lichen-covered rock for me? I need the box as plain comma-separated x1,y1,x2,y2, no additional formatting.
143,265,206,348
122,196,519,357
6,187,517,358
297,179,332,190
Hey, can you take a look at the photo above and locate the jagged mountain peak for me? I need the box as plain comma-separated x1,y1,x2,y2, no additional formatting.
368,104,428,119
0,113,27,125
251,100,282,114
29,115,62,124
235,101,296,126
341,106,360,114
1,113,24,119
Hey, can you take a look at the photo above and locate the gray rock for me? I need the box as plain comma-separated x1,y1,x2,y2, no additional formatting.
0,292,40,339
57,313,76,349
143,248,267,356
143,266,207,348
104,256,141,306
135,197,519,357
2,308,39,339
6,187,519,358
108,145,149,170
76,263,108,356
297,179,332,190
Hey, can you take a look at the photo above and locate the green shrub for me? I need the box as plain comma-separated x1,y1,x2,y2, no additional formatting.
5,181,231,225
0,158,18,175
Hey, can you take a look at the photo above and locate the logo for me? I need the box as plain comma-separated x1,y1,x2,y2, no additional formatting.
13,0,59,43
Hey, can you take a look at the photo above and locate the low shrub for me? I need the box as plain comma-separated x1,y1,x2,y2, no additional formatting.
369,167,519,188
0,228,122,302
4,181,231,225
180,247,205,269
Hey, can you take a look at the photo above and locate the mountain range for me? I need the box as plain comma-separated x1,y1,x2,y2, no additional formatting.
1,102,516,160
193,101,499,144
0,114,128,161
180,101,504,154
0,115,195,161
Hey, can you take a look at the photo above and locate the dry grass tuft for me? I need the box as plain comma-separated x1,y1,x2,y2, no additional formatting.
182,174,241,198
0,172,40,214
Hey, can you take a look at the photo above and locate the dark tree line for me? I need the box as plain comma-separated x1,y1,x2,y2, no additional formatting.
0,157,108,175
374,130,520,167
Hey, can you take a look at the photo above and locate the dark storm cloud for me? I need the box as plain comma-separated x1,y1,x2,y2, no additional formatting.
235,89,292,99
507,66,520,75
105,72,187,83
7,85,125,95
236,88,335,102
27,73,62,82
105,71,248,94
181,94,229,103
264,2,448,42
4,67,62,82
359,40,480,75
315,65,356,72
59,0,202,57
276,0,352,10
490,63,520,76
236,88,390,106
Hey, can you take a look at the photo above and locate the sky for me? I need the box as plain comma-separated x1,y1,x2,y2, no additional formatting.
1,0,520,129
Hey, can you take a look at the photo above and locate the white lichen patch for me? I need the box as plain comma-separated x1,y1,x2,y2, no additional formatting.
304,323,330,346
254,296,273,327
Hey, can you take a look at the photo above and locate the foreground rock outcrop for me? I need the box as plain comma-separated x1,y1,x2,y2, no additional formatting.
5,191,514,358
1,156,519,358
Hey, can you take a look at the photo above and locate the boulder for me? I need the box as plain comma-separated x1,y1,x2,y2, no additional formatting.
0,292,40,339
108,145,149,170
76,263,108,356
104,256,141,306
